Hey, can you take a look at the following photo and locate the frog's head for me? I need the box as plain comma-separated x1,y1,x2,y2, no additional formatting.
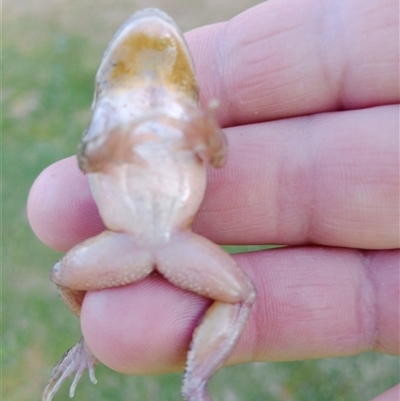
93,8,199,106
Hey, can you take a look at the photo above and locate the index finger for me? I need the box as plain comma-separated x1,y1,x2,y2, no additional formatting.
186,0,399,126
27,105,399,252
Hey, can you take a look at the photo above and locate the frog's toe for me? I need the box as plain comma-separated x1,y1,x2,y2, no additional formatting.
43,337,98,401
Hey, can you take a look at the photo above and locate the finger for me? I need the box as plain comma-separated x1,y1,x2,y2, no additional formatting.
185,0,399,126
80,247,399,375
370,385,400,401
196,105,399,249
27,160,104,251
28,105,399,251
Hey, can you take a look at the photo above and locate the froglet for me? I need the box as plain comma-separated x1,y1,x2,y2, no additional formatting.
43,8,256,401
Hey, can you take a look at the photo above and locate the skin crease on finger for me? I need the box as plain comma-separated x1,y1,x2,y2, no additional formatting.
79,247,399,374
26,0,399,399
27,0,399,251
186,0,399,126
28,105,400,251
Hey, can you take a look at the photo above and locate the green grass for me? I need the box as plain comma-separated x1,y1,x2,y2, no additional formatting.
3,11,398,401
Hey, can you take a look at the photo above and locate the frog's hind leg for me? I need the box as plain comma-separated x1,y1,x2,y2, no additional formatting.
44,230,154,401
155,232,256,401
43,287,96,401
50,231,154,291
43,337,97,401
43,285,98,401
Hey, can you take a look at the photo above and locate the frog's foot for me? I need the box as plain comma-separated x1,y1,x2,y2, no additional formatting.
43,337,98,401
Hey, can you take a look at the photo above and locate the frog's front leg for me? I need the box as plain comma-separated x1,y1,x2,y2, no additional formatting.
43,231,154,401
156,232,256,401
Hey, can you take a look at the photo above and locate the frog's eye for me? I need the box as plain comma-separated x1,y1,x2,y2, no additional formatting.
96,9,199,103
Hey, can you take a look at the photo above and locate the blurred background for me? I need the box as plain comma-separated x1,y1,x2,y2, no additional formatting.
3,0,398,400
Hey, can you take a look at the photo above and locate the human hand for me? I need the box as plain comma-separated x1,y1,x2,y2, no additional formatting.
28,0,399,400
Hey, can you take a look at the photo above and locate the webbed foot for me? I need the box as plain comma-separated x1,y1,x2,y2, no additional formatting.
43,337,98,401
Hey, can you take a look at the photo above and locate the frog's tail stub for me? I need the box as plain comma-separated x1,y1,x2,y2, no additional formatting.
96,8,199,102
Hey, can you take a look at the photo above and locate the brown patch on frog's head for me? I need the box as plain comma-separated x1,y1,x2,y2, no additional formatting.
96,9,199,104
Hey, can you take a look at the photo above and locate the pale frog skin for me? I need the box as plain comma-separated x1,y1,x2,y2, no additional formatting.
43,8,256,401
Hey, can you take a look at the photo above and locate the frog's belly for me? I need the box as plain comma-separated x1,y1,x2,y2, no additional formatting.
89,159,206,243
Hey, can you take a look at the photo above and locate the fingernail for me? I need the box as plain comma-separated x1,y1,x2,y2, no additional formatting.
50,261,61,284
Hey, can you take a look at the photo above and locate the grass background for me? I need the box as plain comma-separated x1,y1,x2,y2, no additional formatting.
3,0,399,400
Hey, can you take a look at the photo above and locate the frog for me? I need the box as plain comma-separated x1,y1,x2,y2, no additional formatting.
43,8,256,401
